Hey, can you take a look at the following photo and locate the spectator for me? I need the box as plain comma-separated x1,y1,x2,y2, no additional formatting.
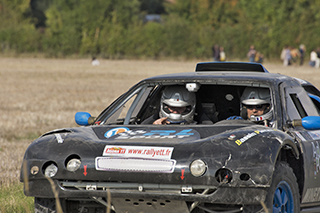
290,47,301,66
309,49,320,68
91,57,100,66
212,44,220,61
255,52,264,64
299,44,306,65
247,45,257,62
280,46,291,66
219,46,226,61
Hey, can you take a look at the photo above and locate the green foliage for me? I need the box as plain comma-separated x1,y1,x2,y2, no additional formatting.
1,0,320,59
126,22,165,58
0,0,39,53
41,0,141,56
140,0,165,14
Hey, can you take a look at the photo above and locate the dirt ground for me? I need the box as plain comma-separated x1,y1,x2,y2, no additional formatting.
1,57,319,186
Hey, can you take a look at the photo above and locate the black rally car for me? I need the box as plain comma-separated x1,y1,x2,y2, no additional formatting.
21,62,320,213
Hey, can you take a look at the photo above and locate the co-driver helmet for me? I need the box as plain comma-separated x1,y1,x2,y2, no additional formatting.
240,87,273,122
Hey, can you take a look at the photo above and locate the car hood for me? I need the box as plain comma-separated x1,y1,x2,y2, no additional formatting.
96,120,260,141
30,120,285,160
40,120,259,145
22,119,293,187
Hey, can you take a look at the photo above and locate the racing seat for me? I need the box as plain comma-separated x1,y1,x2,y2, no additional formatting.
200,103,219,123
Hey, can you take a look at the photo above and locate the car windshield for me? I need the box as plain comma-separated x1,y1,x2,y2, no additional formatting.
96,82,273,126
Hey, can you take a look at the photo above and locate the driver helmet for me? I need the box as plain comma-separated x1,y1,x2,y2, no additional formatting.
160,86,196,124
240,87,273,122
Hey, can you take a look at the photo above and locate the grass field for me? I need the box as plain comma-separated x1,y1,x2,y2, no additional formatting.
1,57,320,211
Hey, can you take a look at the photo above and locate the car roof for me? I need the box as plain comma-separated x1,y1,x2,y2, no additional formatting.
145,70,286,81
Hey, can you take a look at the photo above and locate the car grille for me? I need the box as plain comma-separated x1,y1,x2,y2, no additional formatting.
95,157,176,173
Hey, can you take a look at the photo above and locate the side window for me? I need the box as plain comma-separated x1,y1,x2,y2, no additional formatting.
302,84,320,115
289,94,307,118
104,94,138,125
104,86,154,125
285,87,319,120
309,94,320,115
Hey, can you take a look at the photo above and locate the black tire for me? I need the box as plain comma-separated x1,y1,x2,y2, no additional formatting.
264,162,300,213
34,197,57,213
34,197,110,213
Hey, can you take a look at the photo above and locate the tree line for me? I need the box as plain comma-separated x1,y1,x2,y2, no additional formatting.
0,0,319,60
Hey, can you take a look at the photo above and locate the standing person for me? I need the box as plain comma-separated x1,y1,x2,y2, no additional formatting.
247,45,257,62
290,47,300,66
212,44,220,61
219,46,226,61
299,44,306,65
281,46,291,66
255,52,264,63
309,49,320,68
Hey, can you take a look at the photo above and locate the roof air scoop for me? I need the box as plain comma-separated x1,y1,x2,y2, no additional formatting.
195,62,269,73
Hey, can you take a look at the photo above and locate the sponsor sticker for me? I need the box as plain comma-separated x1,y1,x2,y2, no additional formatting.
104,127,196,140
104,147,126,155
235,132,258,146
102,145,174,159
234,129,273,146
104,127,129,138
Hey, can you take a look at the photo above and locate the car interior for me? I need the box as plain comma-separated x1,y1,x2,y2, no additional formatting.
137,84,253,125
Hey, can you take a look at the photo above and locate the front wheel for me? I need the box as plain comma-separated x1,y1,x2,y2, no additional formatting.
265,162,300,213
35,197,110,213
35,198,59,213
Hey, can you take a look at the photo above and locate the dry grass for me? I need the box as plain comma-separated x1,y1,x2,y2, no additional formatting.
0,58,198,186
1,57,320,187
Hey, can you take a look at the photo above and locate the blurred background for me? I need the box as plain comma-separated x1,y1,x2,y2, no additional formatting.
0,0,319,61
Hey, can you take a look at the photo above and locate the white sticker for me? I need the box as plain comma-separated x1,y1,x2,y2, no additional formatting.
55,134,64,143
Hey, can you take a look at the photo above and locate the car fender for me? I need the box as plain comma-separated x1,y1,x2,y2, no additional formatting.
189,125,300,187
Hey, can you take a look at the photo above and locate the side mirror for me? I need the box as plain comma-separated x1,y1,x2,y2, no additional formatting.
75,112,96,126
290,116,320,130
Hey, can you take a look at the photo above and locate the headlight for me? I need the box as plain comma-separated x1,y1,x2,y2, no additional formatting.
190,159,207,177
66,159,81,172
44,163,58,177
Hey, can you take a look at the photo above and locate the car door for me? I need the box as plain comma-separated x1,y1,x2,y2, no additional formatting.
281,84,320,203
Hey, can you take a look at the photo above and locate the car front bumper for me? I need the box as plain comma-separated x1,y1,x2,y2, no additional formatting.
24,179,268,205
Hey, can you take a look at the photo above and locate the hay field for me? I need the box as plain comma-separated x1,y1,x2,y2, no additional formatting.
1,58,320,187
